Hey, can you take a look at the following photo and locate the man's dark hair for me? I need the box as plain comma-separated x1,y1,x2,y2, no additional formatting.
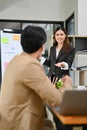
21,25,47,53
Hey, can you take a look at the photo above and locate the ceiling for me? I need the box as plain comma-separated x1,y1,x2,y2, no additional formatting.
0,0,23,30
0,0,22,11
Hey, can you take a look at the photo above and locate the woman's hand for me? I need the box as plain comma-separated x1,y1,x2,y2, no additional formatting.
55,62,65,68
55,62,68,70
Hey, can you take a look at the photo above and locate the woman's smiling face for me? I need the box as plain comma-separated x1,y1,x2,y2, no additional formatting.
54,29,66,44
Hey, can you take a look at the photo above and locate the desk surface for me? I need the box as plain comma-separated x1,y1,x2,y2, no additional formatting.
52,107,87,125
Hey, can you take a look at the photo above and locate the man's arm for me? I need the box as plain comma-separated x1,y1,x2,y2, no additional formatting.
23,61,72,107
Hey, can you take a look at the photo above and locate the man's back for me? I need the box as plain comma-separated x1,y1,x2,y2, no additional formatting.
0,53,45,130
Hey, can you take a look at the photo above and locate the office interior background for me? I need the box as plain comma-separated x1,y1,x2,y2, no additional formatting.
0,0,87,86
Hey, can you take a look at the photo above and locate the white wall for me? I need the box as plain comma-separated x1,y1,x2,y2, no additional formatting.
61,0,87,35
62,0,78,34
1,0,87,35
0,0,65,21
78,0,87,35
63,0,77,19
0,0,79,34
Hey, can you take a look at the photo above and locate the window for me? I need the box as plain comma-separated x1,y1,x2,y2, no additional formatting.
65,13,75,35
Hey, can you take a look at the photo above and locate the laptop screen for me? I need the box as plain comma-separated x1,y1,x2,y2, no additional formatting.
57,89,87,115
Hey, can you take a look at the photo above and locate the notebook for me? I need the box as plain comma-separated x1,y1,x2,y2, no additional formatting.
55,89,87,115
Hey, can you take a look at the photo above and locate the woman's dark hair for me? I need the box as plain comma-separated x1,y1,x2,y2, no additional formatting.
21,25,47,53
53,27,70,53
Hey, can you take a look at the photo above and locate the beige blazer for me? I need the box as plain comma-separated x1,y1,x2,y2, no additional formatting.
0,53,69,130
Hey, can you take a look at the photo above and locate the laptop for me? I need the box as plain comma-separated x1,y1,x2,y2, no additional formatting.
54,88,87,115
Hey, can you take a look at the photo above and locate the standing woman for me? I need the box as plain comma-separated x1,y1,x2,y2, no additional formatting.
43,27,75,130
44,27,75,82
